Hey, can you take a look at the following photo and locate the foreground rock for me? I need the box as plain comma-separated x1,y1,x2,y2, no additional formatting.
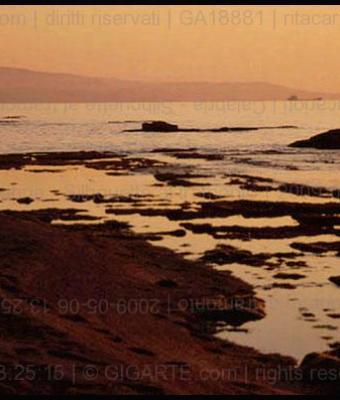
0,213,308,395
300,348,340,389
289,129,340,149
194,295,266,327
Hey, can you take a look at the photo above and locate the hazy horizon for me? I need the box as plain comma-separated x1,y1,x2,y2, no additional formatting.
1,64,340,92
1,64,338,102
2,5,340,93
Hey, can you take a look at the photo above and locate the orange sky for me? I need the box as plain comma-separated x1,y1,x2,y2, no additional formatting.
1,5,340,92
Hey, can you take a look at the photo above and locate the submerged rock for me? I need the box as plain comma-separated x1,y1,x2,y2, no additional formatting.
289,129,340,149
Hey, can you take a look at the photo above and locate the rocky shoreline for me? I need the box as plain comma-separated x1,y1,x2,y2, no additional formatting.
1,211,338,395
0,150,339,394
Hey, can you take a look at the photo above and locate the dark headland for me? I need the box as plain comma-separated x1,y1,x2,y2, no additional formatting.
289,129,340,149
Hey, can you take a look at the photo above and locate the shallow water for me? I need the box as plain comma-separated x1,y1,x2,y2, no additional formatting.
0,100,339,361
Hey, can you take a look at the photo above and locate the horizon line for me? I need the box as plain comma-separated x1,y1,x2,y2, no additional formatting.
1,64,338,95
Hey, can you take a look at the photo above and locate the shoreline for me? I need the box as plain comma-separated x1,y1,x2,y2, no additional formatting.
0,150,339,394
0,212,307,394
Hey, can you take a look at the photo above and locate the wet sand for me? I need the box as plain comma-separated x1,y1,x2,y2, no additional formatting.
0,150,339,394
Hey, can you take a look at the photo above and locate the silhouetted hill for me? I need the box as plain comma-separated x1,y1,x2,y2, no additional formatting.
0,67,338,103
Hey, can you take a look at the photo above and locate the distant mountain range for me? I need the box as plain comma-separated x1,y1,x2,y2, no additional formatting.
0,67,339,103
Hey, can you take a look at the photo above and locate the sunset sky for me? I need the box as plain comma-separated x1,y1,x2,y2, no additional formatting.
1,5,340,92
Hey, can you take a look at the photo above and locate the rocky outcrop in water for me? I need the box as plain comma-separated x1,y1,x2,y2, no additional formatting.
142,121,179,132
124,121,298,133
289,129,340,149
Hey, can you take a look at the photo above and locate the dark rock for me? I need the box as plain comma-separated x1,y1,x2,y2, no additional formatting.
193,295,265,327
151,147,197,153
183,221,325,241
129,347,155,357
279,183,333,198
169,152,224,161
3,115,25,120
300,351,340,385
329,342,340,358
154,173,208,182
68,193,141,204
327,313,340,319
226,174,334,199
5,208,99,223
291,241,340,254
68,194,104,203
302,312,315,318
200,245,271,267
167,229,187,237
154,172,209,187
16,197,34,205
273,273,305,280
289,129,340,149
295,214,340,227
329,276,340,287
285,261,306,267
156,279,178,288
139,229,186,240
195,192,224,200
0,151,122,170
271,282,296,290
142,121,178,132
